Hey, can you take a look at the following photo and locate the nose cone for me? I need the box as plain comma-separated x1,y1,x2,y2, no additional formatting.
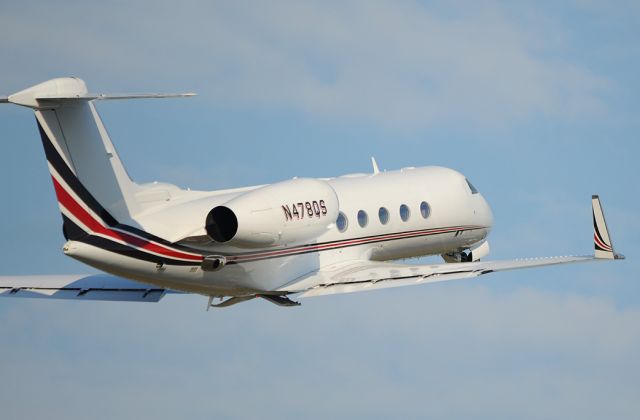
479,194,494,230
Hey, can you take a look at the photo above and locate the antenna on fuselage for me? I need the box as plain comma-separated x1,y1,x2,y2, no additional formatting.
371,157,380,175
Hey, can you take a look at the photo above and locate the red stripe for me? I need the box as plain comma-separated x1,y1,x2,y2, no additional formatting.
594,232,611,251
232,226,476,262
53,176,107,233
53,177,203,262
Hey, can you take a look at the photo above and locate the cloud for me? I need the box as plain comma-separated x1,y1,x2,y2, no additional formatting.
0,3,637,418
0,0,612,129
1,284,639,419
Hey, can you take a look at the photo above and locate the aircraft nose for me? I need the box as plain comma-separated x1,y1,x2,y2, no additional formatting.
479,195,494,229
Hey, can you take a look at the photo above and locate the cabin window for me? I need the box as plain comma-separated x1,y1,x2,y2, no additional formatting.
336,212,348,232
378,207,389,225
357,210,368,228
420,201,431,219
466,179,479,194
400,204,410,222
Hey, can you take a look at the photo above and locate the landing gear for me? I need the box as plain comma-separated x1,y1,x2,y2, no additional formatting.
206,294,301,310
442,250,472,263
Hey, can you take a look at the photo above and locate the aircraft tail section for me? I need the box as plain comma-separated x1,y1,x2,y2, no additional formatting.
4,78,197,241
8,78,141,229
0,77,207,267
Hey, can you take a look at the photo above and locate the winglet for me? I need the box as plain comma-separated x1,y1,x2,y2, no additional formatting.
592,195,624,260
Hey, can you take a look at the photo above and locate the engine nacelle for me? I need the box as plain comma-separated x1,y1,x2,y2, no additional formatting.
205,178,339,248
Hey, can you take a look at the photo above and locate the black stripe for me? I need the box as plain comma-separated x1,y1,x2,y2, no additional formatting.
37,118,119,226
78,235,199,266
196,225,484,259
120,224,486,261
113,223,206,253
36,118,202,252
595,243,608,252
232,226,485,263
115,223,483,260
80,225,483,267
593,211,610,249
62,214,88,241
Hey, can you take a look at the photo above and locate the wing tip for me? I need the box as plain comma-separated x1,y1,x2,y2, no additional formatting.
591,195,622,260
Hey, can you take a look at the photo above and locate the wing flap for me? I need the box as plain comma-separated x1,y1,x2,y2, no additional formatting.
0,274,169,302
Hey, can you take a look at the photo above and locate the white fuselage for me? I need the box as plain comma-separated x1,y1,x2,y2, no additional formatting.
64,166,493,296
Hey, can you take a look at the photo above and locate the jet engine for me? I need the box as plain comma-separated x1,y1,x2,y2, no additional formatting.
205,178,339,248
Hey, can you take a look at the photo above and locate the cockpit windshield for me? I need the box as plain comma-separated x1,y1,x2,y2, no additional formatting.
466,179,479,194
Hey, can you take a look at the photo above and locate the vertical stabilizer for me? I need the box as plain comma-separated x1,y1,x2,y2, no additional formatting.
7,78,141,225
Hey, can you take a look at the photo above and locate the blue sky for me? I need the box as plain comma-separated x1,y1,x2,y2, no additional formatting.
0,1,638,418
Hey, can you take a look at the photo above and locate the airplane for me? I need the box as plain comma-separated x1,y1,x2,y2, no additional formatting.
0,77,625,309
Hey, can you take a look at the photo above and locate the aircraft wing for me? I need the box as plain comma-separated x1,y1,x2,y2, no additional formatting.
282,195,624,299
0,274,172,302
280,255,596,298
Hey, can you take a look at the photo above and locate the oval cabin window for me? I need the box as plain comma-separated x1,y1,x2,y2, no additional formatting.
420,201,430,219
336,212,348,232
357,210,368,228
400,204,410,222
378,207,389,225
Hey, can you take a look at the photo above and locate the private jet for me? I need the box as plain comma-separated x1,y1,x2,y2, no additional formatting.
0,78,624,309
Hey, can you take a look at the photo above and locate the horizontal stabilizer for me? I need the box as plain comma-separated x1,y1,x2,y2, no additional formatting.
36,92,196,101
2,77,195,108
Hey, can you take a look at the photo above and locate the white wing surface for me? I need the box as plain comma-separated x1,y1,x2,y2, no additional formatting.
281,255,596,298
282,195,624,299
0,274,171,302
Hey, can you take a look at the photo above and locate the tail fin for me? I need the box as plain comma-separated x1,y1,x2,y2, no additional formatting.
4,77,193,239
592,195,623,260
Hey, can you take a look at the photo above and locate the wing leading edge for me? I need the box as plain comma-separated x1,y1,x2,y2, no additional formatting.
282,195,624,299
